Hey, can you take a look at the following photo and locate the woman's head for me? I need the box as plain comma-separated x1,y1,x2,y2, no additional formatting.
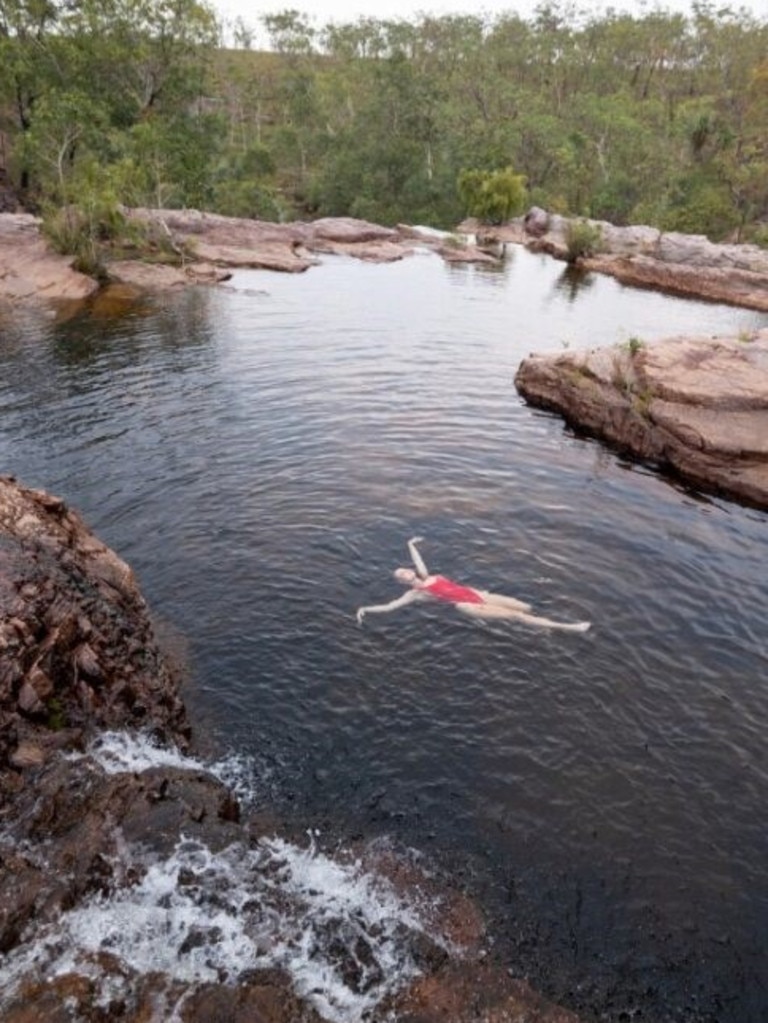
394,567,417,586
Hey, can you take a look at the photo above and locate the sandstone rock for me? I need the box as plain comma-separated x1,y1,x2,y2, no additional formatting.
0,214,98,302
105,260,192,289
515,331,768,508
311,216,398,244
9,741,46,769
116,208,422,276
191,239,315,272
487,210,768,310
658,231,768,272
584,254,768,311
388,961,581,1023
524,205,550,237
438,240,500,264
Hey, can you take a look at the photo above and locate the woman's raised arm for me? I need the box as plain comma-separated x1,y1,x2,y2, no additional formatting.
407,536,429,579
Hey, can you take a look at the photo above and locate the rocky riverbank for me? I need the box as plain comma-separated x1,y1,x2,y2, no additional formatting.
0,211,495,303
471,208,768,312
515,330,768,510
0,475,579,1023
5,205,768,312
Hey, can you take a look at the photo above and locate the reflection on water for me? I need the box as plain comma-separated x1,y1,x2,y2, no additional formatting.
554,264,596,301
1,247,768,1022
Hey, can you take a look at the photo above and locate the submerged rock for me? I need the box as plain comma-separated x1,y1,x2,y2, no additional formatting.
515,331,768,509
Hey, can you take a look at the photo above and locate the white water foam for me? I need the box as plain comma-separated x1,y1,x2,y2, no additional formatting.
79,730,258,804
4,732,445,1023
2,833,436,1023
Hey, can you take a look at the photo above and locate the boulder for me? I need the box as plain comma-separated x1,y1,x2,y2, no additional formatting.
524,205,550,237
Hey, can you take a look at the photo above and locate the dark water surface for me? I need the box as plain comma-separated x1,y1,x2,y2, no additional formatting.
2,247,768,1021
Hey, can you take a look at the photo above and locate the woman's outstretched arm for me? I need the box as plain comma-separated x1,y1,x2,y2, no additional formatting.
356,589,422,624
407,536,429,579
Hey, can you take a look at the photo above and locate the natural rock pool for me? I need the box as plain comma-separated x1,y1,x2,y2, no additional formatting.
2,246,768,1021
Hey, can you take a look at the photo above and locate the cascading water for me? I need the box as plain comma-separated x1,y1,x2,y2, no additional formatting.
2,733,453,1023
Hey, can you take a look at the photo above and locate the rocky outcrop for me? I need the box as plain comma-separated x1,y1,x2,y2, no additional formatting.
118,209,498,278
0,211,499,303
473,210,768,311
0,475,189,801
0,214,99,302
515,331,768,508
0,747,577,1023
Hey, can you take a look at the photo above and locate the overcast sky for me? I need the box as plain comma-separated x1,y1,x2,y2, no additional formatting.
212,0,768,40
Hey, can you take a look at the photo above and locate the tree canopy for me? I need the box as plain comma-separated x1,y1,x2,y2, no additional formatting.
1,2,767,242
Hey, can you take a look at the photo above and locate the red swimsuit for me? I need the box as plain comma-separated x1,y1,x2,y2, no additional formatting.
421,575,484,605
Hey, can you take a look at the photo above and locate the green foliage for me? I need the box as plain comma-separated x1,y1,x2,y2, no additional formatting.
744,224,768,249
457,166,527,225
2,2,768,236
46,697,66,731
43,205,112,278
565,220,603,262
213,179,284,221
625,336,645,356
660,177,741,239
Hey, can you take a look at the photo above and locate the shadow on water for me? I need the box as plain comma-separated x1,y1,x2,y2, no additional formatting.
47,287,218,368
2,248,768,1022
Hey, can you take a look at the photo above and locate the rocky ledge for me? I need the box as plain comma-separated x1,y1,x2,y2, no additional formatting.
515,330,768,509
0,475,578,1023
0,475,189,797
0,211,494,303
5,203,768,310
470,207,768,312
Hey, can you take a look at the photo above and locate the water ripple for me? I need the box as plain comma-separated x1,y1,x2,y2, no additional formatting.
1,251,768,1021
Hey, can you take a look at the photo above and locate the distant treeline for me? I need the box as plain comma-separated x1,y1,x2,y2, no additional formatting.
1,1,767,243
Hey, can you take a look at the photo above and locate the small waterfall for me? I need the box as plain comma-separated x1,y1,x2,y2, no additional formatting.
3,732,451,1023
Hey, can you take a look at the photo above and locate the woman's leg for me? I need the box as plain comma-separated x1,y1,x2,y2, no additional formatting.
457,602,590,632
476,590,532,612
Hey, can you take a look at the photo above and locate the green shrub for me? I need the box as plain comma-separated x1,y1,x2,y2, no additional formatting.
565,219,602,262
626,336,644,356
42,205,104,277
212,179,285,221
660,181,739,240
457,165,527,225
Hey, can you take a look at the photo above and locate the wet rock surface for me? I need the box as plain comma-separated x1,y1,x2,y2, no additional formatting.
515,330,768,509
0,475,189,801
0,474,580,1022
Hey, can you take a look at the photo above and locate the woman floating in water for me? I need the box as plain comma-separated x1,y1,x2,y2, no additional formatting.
356,537,590,632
